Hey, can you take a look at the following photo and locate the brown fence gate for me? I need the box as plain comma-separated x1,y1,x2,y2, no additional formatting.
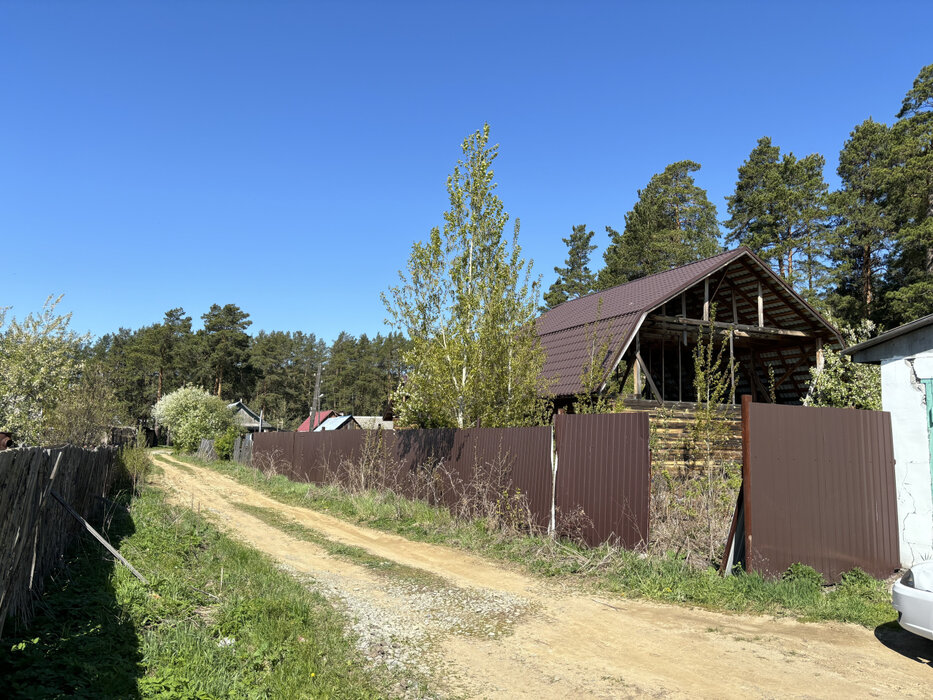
724,395,899,582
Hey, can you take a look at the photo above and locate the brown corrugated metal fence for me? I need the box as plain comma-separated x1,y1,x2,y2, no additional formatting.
741,396,899,582
253,416,650,547
554,413,650,547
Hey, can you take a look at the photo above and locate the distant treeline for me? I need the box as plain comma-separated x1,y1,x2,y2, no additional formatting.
91,304,408,430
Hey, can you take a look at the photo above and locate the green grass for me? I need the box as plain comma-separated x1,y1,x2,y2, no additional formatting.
167,452,897,629
0,486,399,699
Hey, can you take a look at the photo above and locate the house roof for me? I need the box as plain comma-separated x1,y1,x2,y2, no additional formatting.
297,410,337,432
844,313,933,363
314,415,359,431
228,399,262,428
536,247,842,397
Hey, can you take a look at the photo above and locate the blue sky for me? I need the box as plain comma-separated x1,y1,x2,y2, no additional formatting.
2,1,929,342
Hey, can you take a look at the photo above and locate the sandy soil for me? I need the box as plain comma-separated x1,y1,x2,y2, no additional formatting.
150,452,933,699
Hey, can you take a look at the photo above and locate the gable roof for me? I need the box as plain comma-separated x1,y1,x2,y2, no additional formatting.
314,415,359,431
228,399,262,428
536,247,841,397
297,410,336,432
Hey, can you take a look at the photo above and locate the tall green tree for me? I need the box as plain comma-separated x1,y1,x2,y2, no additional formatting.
153,308,194,399
199,304,252,399
826,119,895,326
382,124,544,428
884,63,933,323
543,224,597,309
724,138,830,297
597,161,721,289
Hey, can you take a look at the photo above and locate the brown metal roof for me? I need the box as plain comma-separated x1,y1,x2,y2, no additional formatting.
536,247,841,397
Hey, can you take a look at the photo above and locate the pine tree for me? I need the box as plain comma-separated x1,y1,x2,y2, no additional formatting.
597,161,720,289
199,304,252,398
826,119,895,326
884,64,933,323
725,138,830,297
543,224,596,309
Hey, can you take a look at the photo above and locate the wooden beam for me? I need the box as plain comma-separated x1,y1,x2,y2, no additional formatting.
703,278,710,322
816,337,825,372
773,354,808,392
757,282,764,327
647,314,816,338
737,258,815,328
634,334,641,398
51,490,148,584
635,350,664,405
726,278,779,327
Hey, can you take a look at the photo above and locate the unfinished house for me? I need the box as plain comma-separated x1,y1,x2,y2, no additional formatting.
537,247,843,412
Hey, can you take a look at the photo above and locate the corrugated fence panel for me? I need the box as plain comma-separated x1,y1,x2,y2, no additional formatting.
253,432,295,475
252,419,647,548
554,413,650,547
746,402,898,583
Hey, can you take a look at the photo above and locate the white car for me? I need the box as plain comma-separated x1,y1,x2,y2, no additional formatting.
892,561,933,640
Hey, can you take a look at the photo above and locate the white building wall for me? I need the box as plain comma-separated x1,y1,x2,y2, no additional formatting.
882,353,933,568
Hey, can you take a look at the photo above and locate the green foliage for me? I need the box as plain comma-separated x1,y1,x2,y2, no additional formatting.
826,119,896,326
804,321,881,410
118,442,153,492
725,137,830,298
45,360,123,447
782,562,824,589
383,123,546,428
543,224,597,309
199,303,252,399
598,160,721,289
881,64,933,325
214,425,242,460
152,386,238,452
0,295,90,446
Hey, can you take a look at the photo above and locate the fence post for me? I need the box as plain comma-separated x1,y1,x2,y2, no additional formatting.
549,416,559,538
741,393,753,572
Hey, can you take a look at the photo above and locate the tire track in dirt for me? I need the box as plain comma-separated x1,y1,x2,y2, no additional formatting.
151,452,932,699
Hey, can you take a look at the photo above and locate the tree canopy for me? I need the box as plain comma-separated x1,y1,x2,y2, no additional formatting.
543,224,597,309
598,161,721,289
382,124,545,428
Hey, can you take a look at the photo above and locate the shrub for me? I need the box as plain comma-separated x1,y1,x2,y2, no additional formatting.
782,562,824,590
214,425,242,460
152,386,237,453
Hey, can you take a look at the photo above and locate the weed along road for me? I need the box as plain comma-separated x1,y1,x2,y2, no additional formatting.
150,453,930,699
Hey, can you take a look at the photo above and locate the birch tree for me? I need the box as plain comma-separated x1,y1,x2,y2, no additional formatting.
382,124,545,428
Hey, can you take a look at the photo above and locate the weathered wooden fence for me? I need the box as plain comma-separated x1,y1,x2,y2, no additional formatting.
232,434,252,464
253,414,651,547
0,446,119,637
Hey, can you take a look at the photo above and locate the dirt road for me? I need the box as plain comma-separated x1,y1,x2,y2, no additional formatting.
150,453,932,698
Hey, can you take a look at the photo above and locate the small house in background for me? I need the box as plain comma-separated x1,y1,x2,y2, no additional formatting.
227,399,276,433
297,410,337,432
846,313,933,568
314,415,361,431
354,416,394,430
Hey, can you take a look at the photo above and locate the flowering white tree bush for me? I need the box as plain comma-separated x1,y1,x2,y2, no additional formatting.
0,295,89,446
152,386,236,453
804,320,881,411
